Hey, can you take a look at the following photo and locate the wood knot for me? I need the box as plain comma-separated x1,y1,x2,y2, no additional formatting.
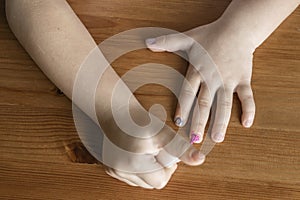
64,142,99,164
56,89,65,96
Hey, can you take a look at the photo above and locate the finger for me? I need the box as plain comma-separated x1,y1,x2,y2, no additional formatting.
174,65,201,127
139,164,178,189
237,84,256,128
105,168,141,188
102,135,168,174
112,169,154,189
179,146,206,166
211,87,234,143
145,33,193,52
190,84,214,144
155,148,180,168
157,128,205,166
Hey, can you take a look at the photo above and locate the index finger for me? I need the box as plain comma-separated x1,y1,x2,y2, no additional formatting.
156,125,206,166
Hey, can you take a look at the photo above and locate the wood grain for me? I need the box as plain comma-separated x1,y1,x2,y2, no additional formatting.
0,0,299,199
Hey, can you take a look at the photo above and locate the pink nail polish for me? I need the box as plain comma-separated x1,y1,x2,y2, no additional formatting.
190,133,200,144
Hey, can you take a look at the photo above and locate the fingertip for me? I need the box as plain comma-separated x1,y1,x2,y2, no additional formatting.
242,118,253,128
241,113,255,128
145,37,165,52
211,133,225,143
190,133,202,144
145,38,156,46
237,84,256,129
180,148,205,166
174,117,184,127
190,150,206,165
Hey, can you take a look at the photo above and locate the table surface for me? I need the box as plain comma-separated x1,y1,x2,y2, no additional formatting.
0,0,299,199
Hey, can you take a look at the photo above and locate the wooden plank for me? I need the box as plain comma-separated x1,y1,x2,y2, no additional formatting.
0,0,299,199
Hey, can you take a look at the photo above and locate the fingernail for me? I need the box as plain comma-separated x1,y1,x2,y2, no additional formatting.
145,38,156,45
191,150,205,161
244,119,253,128
190,133,201,144
212,133,224,143
174,117,183,127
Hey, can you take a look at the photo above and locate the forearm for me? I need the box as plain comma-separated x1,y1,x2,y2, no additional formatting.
5,0,135,122
217,0,300,49
6,0,171,152
6,0,96,96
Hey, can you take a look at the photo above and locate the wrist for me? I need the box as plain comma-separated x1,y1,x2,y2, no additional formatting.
214,17,258,53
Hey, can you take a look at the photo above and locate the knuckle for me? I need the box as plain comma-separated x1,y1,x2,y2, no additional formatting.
159,34,176,51
181,87,197,97
243,94,254,103
220,99,232,109
187,70,200,82
160,35,168,45
198,98,211,108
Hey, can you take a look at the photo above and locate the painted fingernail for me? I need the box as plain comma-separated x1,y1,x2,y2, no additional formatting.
145,38,156,45
212,133,224,143
190,133,201,144
174,117,183,127
244,119,253,128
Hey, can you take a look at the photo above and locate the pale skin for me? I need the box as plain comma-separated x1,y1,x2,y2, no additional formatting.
146,0,300,144
5,0,204,189
6,0,299,189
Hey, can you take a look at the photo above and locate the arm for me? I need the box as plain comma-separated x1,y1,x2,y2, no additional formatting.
216,0,300,49
5,0,158,153
6,0,204,189
146,0,299,143
5,0,116,116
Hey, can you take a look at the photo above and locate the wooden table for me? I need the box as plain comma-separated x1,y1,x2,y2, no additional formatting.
0,0,299,199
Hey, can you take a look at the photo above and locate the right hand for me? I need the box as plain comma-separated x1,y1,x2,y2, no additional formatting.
100,104,206,189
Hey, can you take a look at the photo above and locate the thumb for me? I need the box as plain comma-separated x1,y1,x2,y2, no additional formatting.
179,146,206,166
145,33,194,52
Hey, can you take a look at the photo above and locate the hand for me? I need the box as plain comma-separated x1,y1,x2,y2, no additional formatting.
102,119,205,189
146,21,256,144
104,144,204,189
97,104,206,189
